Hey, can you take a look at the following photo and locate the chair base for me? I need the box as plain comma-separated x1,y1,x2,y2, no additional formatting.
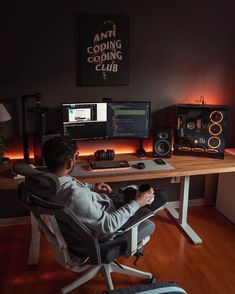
61,261,153,294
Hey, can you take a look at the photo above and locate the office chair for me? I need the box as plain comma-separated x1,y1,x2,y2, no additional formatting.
13,161,157,293
96,282,187,294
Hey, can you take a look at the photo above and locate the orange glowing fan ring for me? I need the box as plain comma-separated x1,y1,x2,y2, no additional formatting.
208,123,222,136
192,147,204,152
209,111,223,124
207,137,221,149
179,146,191,151
205,149,219,153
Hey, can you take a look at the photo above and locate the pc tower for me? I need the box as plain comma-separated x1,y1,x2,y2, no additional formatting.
174,104,228,159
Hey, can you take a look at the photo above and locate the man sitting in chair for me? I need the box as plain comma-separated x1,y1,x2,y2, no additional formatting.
42,135,167,242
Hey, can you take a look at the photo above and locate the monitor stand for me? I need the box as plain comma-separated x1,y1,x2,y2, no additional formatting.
136,139,147,159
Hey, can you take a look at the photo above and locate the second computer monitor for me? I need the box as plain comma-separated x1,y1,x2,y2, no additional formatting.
107,101,150,139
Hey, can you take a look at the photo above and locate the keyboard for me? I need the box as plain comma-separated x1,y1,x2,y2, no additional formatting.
90,160,130,170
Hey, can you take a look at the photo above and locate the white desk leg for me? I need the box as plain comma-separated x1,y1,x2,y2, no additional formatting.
28,212,41,265
167,176,202,244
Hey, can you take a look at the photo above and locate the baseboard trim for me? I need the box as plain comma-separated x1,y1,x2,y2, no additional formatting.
0,198,204,227
0,216,30,227
167,198,204,208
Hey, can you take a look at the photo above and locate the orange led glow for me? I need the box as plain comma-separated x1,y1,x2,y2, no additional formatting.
77,139,153,156
177,94,228,106
4,151,34,160
4,139,154,159
78,146,137,156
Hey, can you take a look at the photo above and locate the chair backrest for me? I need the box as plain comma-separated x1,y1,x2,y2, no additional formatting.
13,161,102,265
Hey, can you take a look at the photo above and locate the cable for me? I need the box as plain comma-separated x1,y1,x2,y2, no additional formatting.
195,96,206,105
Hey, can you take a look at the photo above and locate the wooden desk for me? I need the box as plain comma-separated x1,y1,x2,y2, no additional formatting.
75,153,235,183
1,154,235,245
72,154,235,244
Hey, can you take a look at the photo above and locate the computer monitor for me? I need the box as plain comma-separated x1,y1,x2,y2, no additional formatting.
62,102,107,140
62,101,150,140
106,101,151,139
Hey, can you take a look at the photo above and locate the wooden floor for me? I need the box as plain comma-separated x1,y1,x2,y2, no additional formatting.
1,206,235,294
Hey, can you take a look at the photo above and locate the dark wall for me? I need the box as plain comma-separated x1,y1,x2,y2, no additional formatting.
1,1,235,119
1,0,235,216
1,0,235,139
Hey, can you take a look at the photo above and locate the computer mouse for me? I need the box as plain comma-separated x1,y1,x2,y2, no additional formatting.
137,162,146,169
154,158,166,165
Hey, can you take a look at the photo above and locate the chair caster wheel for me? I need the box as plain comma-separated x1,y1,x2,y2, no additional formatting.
149,276,156,284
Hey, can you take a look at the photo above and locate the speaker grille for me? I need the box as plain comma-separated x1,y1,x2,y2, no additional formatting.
154,140,171,156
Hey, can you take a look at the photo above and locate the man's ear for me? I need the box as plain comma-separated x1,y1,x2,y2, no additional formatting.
66,159,73,170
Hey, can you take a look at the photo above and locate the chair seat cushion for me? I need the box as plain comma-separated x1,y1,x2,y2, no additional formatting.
100,220,155,263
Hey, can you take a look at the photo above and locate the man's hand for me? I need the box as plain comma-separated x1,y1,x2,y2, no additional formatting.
135,187,155,207
95,182,112,194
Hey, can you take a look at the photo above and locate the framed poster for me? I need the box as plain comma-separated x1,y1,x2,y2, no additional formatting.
78,15,129,86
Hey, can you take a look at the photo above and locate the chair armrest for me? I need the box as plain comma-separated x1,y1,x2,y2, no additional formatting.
12,161,42,176
117,207,155,233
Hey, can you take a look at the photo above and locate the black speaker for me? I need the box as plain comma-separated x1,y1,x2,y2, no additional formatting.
34,133,60,165
153,127,172,158
174,104,229,159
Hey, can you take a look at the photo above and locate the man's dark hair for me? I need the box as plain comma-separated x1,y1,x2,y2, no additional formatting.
42,135,77,172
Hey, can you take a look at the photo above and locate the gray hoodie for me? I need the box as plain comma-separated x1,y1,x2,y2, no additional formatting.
48,175,140,240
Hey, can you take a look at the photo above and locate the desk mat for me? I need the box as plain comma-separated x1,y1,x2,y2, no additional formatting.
70,159,174,177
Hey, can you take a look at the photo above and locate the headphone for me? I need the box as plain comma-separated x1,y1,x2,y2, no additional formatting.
94,149,115,161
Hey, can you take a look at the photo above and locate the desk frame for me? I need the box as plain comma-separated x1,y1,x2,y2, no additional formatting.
167,176,202,244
